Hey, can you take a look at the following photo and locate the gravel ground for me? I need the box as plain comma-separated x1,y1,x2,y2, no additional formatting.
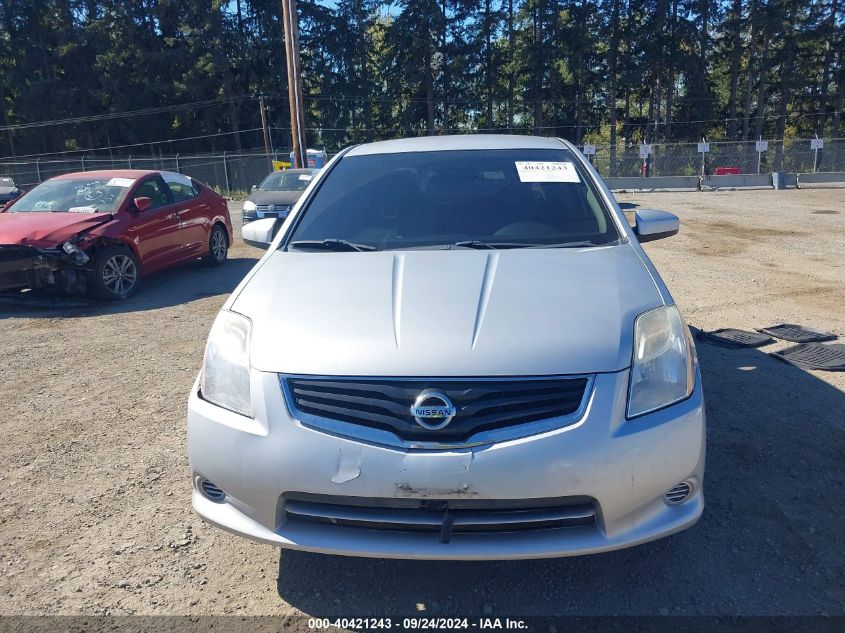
1,190,843,618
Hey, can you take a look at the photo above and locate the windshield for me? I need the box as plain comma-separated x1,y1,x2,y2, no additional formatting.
259,170,314,191
287,149,620,251
5,176,134,213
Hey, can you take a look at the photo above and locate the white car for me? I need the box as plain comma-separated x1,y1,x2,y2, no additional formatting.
188,134,705,560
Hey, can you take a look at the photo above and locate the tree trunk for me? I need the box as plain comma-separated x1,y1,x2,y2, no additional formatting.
726,0,743,139
753,19,770,140
214,5,242,152
664,0,678,143
741,0,758,141
774,16,795,170
484,0,493,128
0,80,14,157
441,0,450,132
425,48,435,135
815,0,838,136
574,74,582,144
572,0,588,145
696,0,710,140
507,0,514,129
831,49,845,135
623,86,631,146
532,3,544,134
646,77,656,144
608,0,620,170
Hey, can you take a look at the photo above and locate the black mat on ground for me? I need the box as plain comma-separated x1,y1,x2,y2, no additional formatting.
771,343,845,371
757,324,838,343
699,328,774,348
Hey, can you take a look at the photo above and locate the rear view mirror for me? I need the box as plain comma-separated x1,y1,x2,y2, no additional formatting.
242,218,277,250
634,209,679,242
133,197,152,212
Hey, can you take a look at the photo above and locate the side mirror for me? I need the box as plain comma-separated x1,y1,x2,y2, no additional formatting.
251,185,258,192
242,217,277,250
133,196,152,212
634,209,679,242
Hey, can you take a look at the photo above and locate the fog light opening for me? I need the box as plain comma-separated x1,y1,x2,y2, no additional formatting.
199,479,226,503
664,481,693,505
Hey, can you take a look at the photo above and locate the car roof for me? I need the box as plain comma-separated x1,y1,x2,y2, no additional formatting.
53,169,160,180
344,134,568,157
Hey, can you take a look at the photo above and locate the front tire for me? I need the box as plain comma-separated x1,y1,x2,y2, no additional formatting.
203,224,228,266
90,246,140,301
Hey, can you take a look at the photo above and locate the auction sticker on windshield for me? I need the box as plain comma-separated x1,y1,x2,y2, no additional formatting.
106,177,135,188
515,161,580,183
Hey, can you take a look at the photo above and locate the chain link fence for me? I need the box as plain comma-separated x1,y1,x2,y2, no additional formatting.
586,138,845,178
0,150,292,196
1,139,843,195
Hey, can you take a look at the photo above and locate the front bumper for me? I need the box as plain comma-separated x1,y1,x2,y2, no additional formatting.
243,207,290,224
0,245,87,295
187,369,705,560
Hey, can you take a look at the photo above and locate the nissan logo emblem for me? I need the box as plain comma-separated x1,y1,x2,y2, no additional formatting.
410,390,457,430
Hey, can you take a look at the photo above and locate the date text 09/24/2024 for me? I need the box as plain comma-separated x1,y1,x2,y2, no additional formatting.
307,617,529,630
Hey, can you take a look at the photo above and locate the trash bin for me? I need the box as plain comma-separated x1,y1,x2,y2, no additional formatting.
772,172,785,190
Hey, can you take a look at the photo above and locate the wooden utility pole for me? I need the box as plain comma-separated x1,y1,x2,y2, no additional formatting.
258,95,273,172
281,0,307,168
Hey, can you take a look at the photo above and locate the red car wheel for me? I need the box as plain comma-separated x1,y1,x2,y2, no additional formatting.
91,246,140,300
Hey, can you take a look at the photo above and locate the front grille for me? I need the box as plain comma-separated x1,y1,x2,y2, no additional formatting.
0,246,49,292
283,494,596,536
0,245,38,265
255,204,289,218
284,376,590,442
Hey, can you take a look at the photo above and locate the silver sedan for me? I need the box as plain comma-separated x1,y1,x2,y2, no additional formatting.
188,134,705,559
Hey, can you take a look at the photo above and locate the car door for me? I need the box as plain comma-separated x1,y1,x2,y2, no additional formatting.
126,175,183,272
161,172,209,258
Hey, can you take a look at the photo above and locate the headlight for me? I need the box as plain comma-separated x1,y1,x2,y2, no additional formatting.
242,200,257,212
627,305,695,418
200,311,252,416
62,241,90,265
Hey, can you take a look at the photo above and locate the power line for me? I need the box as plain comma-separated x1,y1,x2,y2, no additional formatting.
0,128,263,161
3,88,840,136
269,108,844,134
0,96,260,132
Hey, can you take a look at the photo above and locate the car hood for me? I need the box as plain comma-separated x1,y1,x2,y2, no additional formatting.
0,212,113,247
233,244,664,376
247,190,303,207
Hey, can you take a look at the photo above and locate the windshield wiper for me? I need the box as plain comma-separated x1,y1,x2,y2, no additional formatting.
452,240,532,250
288,239,377,252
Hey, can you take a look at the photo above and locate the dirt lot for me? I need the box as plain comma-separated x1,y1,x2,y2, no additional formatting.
1,190,843,617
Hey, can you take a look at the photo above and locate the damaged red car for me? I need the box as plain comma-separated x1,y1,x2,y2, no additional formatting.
0,170,233,300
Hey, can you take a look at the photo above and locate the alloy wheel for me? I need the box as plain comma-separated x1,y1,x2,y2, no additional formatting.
102,254,138,295
211,229,227,261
